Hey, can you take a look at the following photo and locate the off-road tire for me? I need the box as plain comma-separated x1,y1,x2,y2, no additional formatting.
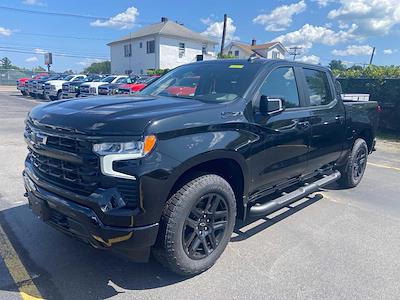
338,138,368,188
153,174,236,276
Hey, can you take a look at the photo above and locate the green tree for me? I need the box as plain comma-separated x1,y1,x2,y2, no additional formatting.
218,53,236,59
32,66,46,72
1,57,13,69
147,69,169,75
84,61,111,74
328,60,347,72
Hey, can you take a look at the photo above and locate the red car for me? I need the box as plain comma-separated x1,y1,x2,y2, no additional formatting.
17,73,48,96
166,77,199,96
118,76,160,94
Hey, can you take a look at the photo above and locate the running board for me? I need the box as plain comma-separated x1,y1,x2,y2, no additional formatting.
249,171,341,217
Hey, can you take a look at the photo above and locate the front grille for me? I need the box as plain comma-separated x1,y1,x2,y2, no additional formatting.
25,122,139,208
115,179,139,209
29,150,99,195
98,87,109,95
25,123,99,195
80,85,89,93
119,88,130,94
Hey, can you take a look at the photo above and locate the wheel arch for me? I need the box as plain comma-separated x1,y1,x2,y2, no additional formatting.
166,151,249,220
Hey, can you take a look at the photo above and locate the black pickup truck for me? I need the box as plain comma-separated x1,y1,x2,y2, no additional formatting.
23,59,379,275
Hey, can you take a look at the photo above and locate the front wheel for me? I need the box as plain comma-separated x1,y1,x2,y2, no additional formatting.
56,90,63,100
338,138,368,188
153,174,236,276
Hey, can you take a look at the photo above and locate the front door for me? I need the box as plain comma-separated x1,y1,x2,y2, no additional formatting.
300,67,346,174
249,66,311,197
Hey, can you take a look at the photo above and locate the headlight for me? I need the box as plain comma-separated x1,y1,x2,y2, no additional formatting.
50,85,55,90
93,136,157,180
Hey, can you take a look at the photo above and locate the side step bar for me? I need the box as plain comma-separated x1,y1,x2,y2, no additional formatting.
249,171,341,217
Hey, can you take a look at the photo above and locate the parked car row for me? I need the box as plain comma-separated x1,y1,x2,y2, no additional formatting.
17,73,162,101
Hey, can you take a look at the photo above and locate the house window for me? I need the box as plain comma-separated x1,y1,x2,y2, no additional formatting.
202,44,207,54
124,44,132,57
179,42,185,58
228,51,233,55
234,50,240,57
272,52,278,59
146,40,155,54
139,42,143,48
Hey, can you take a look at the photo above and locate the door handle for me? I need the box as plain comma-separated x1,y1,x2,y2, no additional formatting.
335,115,345,123
296,120,310,130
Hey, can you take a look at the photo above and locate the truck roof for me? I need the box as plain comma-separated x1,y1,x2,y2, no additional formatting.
189,58,329,71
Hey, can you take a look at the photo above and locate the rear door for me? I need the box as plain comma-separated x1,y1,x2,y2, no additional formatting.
249,64,311,195
300,67,346,175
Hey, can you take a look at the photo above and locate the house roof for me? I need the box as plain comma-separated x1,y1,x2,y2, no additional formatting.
225,41,288,56
107,20,218,45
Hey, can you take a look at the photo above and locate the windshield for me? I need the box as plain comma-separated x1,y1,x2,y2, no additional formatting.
139,62,262,102
63,75,74,81
102,76,117,83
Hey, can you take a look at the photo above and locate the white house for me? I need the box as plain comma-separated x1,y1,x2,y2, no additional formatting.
223,40,287,60
107,18,218,74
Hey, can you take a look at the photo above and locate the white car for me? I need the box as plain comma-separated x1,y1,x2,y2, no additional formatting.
44,75,87,100
79,75,128,97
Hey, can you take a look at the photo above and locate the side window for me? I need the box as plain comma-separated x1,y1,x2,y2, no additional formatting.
259,67,300,108
303,68,333,106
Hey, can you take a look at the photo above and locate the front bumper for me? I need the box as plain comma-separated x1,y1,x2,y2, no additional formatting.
23,168,159,262
62,92,78,99
80,92,96,97
47,90,58,97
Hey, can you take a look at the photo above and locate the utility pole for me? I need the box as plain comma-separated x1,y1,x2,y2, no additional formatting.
220,14,227,57
369,46,376,65
289,46,302,61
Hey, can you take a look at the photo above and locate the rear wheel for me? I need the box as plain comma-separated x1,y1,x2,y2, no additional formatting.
153,174,236,276
338,138,368,188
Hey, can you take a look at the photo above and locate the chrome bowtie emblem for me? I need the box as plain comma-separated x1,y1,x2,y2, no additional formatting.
30,131,47,145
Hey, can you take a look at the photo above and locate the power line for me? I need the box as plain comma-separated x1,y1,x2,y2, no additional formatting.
0,47,108,60
289,46,302,61
17,32,110,41
0,5,157,25
0,5,113,21
0,44,108,58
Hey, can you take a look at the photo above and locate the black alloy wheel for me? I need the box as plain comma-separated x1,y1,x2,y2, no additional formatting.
182,193,228,260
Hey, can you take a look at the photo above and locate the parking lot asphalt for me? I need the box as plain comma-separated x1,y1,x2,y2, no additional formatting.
0,91,399,300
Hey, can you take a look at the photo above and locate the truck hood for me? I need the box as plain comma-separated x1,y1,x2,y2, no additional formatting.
98,83,120,89
28,95,217,136
46,80,67,85
81,82,109,88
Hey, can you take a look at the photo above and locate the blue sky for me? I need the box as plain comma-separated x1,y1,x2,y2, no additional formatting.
0,0,399,72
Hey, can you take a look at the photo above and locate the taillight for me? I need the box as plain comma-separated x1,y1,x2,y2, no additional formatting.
376,105,382,113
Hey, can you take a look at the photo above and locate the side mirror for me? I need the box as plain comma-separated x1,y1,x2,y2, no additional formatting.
259,95,285,115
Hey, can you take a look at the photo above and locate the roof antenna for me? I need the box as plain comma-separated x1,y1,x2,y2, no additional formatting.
248,53,258,62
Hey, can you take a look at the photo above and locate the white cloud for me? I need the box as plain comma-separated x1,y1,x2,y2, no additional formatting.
313,0,336,7
90,7,139,29
383,49,398,55
202,17,239,41
0,27,13,37
298,55,321,64
22,0,45,6
253,1,306,32
328,0,400,35
332,45,373,56
273,23,357,50
77,58,104,67
25,56,38,63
